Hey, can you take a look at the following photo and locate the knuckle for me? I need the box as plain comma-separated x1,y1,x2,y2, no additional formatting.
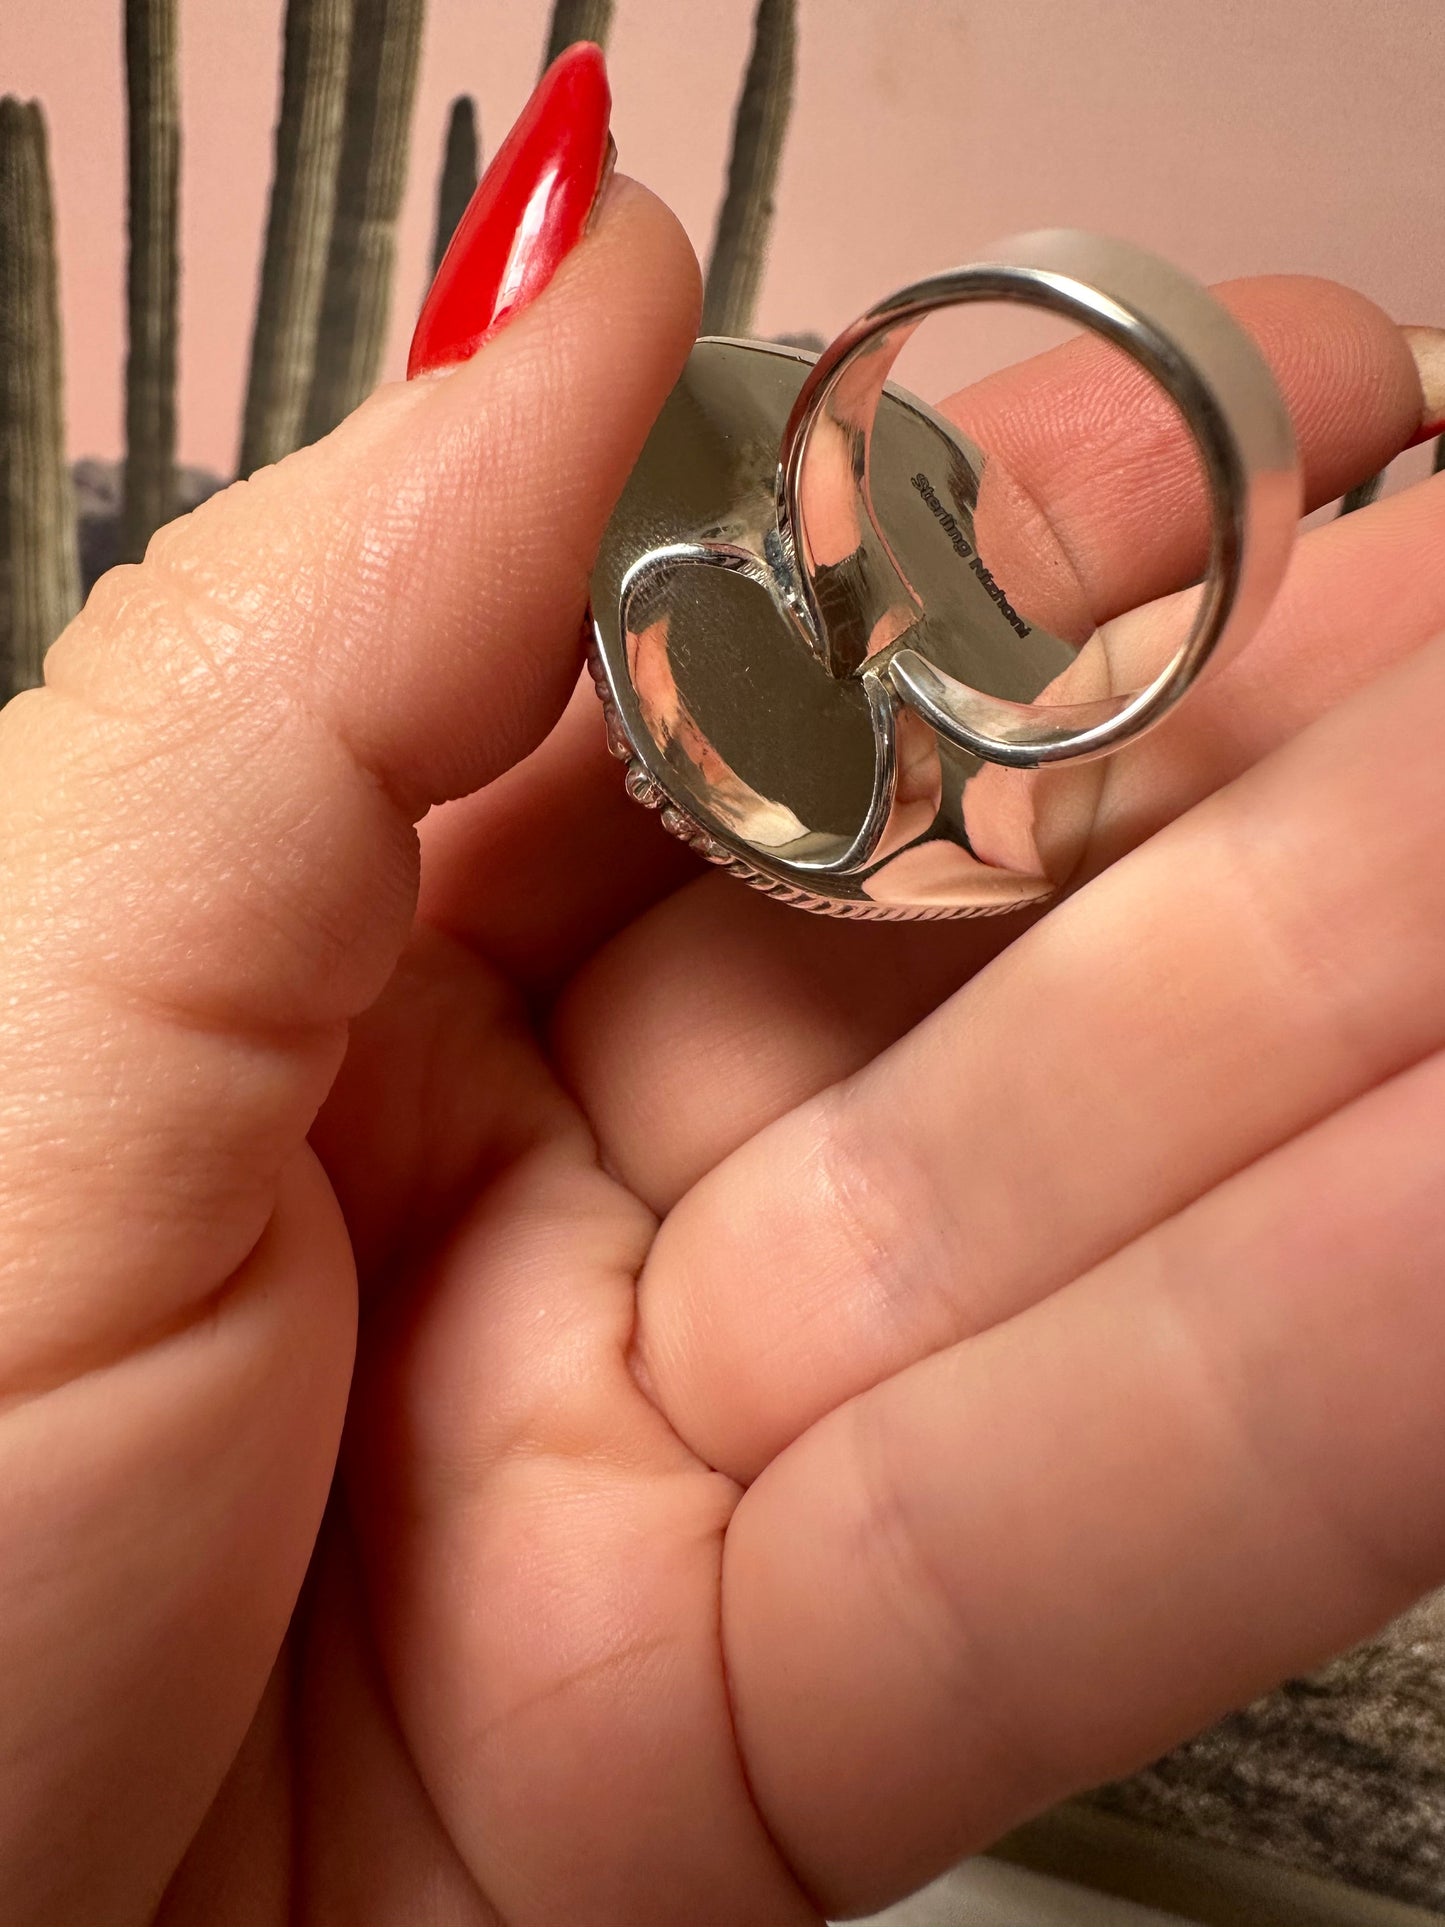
814,1079,972,1353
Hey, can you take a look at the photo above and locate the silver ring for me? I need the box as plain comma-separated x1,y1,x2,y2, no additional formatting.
777,229,1300,767
588,230,1302,919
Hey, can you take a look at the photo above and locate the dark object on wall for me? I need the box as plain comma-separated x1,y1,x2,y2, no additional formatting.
303,0,425,442
430,95,479,278
1338,437,1445,514
1337,471,1385,516
0,98,80,697
238,0,355,477
120,0,180,563
73,457,223,596
701,0,797,338
540,0,615,75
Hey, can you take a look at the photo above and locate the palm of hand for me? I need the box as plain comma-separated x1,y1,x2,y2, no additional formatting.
5,188,1445,1927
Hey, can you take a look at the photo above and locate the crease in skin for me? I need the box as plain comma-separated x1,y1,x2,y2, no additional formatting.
56,557,249,709
0,687,419,1041
155,1641,298,1927
787,1092,946,1351
1138,1175,1443,1637
60,969,347,1057
289,1511,499,1927
1078,580,1198,883
1098,1051,1445,1621
712,1539,828,1927
62,543,434,831
830,1391,1059,1838
0,962,343,1381
0,1168,354,1927
470,1626,681,1744
0,1169,313,1413
1208,815,1392,1098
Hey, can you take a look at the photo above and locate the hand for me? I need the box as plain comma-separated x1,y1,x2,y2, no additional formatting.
3,162,1442,1922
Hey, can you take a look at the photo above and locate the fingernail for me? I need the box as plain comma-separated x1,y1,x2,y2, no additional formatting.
1401,326,1445,448
407,42,613,379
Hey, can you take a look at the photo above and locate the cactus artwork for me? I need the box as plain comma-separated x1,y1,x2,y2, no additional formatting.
119,0,180,563
701,0,797,339
303,0,426,443
540,0,615,74
0,0,807,689
0,98,80,698
238,0,356,477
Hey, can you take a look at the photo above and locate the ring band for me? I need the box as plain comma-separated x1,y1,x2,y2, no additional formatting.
588,231,1302,918
777,229,1300,767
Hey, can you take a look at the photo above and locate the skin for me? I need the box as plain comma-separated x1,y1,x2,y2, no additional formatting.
1,177,1443,1925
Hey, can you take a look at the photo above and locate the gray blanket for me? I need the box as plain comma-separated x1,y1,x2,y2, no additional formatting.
1087,1592,1445,1914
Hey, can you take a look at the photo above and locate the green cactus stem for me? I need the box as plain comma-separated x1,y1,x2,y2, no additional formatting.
430,95,479,278
303,0,425,442
0,98,80,697
239,0,355,477
120,0,180,563
1337,471,1385,516
701,0,797,340
540,0,615,74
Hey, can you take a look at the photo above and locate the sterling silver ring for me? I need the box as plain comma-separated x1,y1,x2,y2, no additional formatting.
588,229,1301,919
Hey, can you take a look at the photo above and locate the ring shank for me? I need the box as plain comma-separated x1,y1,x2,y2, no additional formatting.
776,230,1301,766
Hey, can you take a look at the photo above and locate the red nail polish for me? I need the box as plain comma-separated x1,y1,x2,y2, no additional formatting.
407,42,612,378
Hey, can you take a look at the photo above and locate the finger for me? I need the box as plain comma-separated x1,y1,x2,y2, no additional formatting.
427,278,1430,997
416,671,701,999
937,274,1423,622
554,874,1020,1206
1084,466,1445,866
2,178,696,1377
0,177,698,1921
723,1044,1445,1916
635,607,1445,1485
558,468,1445,1217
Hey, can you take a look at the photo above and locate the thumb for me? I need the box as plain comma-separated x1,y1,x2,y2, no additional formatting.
0,152,697,1924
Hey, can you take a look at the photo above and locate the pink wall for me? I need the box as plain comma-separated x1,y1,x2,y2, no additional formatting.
4,0,1444,478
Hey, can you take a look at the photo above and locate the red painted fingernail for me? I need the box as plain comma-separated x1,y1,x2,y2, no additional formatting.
407,42,613,378
1402,326,1445,448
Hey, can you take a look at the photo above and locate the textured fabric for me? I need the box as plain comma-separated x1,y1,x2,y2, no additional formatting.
1090,1593,1445,1913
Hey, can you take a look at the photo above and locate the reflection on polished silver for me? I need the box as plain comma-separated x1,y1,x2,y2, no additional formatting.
588,229,1301,918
